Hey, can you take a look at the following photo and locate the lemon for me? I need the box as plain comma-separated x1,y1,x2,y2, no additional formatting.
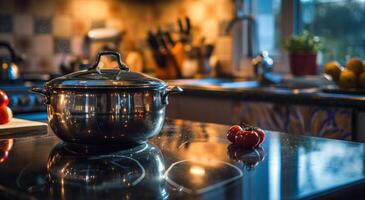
324,61,342,82
346,58,364,75
338,69,357,88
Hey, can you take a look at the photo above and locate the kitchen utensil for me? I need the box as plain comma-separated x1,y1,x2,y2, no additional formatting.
171,42,185,71
147,31,160,51
0,118,48,138
151,29,182,78
156,28,169,51
177,17,191,44
31,51,182,145
203,44,215,58
0,41,20,81
147,31,167,69
164,31,175,47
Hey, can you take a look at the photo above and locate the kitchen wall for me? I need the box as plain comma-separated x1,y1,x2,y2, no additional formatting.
0,0,234,73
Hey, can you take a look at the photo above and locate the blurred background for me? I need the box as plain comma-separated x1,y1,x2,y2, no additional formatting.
0,0,363,77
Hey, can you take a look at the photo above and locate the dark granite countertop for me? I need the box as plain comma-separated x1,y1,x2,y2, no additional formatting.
167,78,365,109
0,119,364,199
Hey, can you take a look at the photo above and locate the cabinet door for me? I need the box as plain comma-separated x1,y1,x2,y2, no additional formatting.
233,101,353,140
167,96,233,124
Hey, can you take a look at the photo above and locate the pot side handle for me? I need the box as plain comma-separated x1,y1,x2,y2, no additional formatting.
30,87,50,104
162,86,183,105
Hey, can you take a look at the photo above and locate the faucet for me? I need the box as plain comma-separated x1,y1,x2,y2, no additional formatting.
225,0,257,58
252,51,283,84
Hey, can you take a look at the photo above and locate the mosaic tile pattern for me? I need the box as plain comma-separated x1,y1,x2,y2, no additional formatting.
0,34,13,44
0,0,234,72
14,0,31,13
0,1,15,14
0,14,12,33
14,14,33,36
54,38,70,53
70,36,83,55
72,18,91,36
15,36,33,53
33,35,53,56
34,17,52,34
53,15,72,37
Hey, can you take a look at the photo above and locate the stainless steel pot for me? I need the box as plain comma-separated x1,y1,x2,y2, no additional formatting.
32,51,182,145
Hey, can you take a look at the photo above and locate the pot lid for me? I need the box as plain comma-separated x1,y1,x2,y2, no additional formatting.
46,51,167,89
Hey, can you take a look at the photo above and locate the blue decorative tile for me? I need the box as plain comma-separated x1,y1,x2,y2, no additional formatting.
54,38,70,53
0,14,12,33
34,17,52,34
91,20,105,29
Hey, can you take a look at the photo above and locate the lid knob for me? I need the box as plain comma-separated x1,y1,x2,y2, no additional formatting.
89,51,130,72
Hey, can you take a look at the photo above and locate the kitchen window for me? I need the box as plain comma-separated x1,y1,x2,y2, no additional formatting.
297,0,365,64
255,0,365,72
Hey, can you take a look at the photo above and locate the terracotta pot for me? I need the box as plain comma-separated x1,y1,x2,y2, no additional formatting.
289,53,317,76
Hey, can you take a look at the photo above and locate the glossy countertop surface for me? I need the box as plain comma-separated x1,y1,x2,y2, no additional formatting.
0,119,365,199
167,78,365,108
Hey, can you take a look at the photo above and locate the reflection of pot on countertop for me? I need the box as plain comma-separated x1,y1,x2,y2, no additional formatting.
47,142,167,200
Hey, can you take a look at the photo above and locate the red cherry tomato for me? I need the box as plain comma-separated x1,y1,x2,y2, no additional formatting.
227,125,242,143
235,130,260,149
0,106,13,124
254,128,266,146
0,90,9,107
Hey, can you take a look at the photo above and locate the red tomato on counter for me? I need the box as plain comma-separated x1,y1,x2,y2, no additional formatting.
0,106,13,124
226,123,266,149
227,125,242,143
235,130,260,149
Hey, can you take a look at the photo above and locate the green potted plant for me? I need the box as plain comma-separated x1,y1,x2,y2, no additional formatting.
284,30,322,76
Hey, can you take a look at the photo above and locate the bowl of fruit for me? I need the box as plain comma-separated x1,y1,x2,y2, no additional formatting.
323,58,365,94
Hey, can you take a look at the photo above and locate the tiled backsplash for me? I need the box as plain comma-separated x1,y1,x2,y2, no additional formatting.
0,0,233,73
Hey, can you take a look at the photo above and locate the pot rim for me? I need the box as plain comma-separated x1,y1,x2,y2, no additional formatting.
45,84,168,91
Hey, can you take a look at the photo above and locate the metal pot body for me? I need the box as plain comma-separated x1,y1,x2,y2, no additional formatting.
32,51,183,145
47,88,170,145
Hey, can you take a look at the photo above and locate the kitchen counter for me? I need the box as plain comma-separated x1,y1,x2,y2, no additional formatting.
167,78,365,109
0,119,364,199
166,78,365,141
